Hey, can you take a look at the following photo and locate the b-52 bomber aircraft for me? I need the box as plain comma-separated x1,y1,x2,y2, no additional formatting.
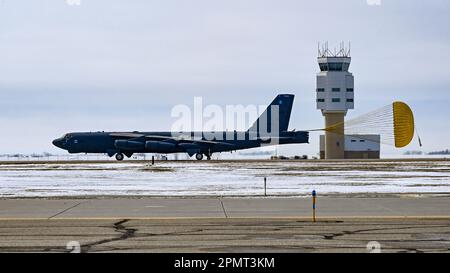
52,94,309,161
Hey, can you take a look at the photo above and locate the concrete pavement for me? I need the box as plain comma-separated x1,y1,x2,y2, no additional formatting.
0,218,449,253
1,197,450,252
1,197,450,219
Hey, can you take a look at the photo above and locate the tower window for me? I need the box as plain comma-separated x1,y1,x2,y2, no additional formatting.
319,62,348,71
347,88,354,92
317,99,325,102
328,63,343,71
347,99,354,102
332,98,341,102
317,88,325,92
319,63,328,71
332,88,340,92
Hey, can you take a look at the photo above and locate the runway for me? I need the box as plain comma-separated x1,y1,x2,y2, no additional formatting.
1,159,450,197
1,196,450,219
1,197,450,252
1,159,449,252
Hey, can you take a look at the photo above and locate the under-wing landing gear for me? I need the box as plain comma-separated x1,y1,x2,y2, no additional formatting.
115,153,124,161
194,153,212,160
206,149,212,160
205,149,212,160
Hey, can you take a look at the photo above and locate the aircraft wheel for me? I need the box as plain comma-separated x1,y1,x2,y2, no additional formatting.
195,153,203,160
115,153,124,161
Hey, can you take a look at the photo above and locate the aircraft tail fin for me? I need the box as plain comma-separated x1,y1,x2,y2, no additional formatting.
247,94,294,134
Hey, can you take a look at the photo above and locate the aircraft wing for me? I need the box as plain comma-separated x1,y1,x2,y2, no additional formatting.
144,135,235,146
249,136,293,141
109,133,234,146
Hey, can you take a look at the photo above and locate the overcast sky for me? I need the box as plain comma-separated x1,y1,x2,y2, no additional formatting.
0,0,449,156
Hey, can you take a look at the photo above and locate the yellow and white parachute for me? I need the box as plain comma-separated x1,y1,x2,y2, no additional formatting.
319,101,417,148
392,101,415,148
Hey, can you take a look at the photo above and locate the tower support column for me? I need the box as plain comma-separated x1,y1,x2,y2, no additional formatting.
324,113,345,159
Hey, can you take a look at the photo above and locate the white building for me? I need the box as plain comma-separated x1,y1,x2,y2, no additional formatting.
320,135,381,159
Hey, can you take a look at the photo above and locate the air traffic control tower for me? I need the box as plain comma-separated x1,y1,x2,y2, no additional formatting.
316,43,354,159
316,43,380,159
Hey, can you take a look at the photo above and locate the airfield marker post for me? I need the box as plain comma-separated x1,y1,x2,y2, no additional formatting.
152,156,155,165
312,190,317,222
264,177,267,196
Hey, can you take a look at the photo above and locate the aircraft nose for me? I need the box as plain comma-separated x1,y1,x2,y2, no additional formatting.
52,138,65,149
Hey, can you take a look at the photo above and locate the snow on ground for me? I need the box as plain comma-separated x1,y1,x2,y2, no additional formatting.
0,160,449,197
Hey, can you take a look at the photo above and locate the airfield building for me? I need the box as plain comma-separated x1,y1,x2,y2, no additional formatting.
316,43,380,159
319,135,380,159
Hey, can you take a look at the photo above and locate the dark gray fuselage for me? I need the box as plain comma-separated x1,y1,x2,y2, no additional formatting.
53,131,309,157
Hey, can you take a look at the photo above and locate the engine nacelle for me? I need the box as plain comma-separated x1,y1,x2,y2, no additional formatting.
177,143,201,156
178,143,200,150
114,140,145,151
145,141,177,153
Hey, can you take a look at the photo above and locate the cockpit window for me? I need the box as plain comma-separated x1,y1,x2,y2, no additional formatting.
61,134,72,142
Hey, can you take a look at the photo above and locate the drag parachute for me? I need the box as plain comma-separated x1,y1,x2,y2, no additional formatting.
315,101,417,148
392,101,415,148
